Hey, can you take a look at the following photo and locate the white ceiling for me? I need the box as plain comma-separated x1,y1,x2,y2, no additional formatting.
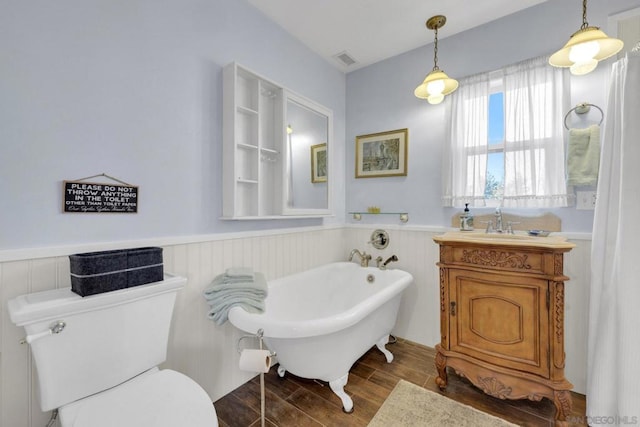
248,0,550,72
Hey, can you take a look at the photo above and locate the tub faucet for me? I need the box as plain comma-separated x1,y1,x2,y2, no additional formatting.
377,255,398,270
349,249,371,267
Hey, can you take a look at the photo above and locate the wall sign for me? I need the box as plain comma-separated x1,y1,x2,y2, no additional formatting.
63,174,138,213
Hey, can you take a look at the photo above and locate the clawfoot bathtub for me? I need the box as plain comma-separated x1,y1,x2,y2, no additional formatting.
228,262,413,412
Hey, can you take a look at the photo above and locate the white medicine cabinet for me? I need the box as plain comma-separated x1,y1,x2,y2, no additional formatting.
222,62,333,219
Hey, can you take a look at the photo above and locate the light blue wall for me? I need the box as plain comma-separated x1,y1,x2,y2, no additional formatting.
3,0,639,250
0,0,346,250
346,0,640,232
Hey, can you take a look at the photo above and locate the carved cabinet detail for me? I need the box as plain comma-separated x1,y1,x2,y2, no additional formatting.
433,232,575,426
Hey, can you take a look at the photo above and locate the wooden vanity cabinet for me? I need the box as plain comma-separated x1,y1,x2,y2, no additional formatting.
432,233,575,426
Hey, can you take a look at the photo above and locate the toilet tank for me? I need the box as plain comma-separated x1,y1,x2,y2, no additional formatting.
7,274,186,412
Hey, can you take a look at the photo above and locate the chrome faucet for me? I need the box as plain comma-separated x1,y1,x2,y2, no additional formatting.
349,249,362,261
484,207,517,234
376,255,398,270
349,249,372,267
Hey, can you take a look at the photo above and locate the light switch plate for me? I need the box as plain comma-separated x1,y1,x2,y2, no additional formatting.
576,190,597,210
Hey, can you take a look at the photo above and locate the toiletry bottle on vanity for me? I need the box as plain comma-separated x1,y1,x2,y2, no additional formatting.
460,203,474,231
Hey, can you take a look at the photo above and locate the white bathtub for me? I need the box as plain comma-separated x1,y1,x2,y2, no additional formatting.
228,261,413,412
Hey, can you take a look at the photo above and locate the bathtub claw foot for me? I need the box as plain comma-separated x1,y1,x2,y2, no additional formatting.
376,335,394,363
277,365,286,378
329,374,353,413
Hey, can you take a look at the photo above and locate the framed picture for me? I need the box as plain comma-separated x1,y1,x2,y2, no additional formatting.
311,143,327,183
355,128,408,178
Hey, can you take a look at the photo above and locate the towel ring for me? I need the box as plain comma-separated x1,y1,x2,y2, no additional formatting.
564,102,604,130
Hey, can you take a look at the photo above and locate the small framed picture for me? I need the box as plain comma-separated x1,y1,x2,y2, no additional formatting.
355,128,408,178
311,143,327,183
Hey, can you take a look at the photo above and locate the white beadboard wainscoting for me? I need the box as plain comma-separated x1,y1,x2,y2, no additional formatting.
0,226,590,427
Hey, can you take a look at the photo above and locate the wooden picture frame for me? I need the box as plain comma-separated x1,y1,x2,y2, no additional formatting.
355,128,408,178
311,143,327,183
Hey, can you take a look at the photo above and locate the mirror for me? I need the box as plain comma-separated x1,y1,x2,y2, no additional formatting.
283,93,332,215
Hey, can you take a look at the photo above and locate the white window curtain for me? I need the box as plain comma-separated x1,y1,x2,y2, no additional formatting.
502,56,572,208
442,73,491,207
443,55,572,208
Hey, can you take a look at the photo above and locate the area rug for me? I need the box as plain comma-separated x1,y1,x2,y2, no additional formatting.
368,380,518,427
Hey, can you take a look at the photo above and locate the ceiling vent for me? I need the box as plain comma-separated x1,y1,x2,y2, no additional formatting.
333,51,357,67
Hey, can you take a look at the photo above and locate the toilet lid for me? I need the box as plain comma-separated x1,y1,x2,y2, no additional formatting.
59,368,218,427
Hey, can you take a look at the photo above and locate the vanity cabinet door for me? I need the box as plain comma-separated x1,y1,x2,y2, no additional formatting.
448,269,550,378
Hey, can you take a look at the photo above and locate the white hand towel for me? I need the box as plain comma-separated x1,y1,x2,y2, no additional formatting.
567,125,600,186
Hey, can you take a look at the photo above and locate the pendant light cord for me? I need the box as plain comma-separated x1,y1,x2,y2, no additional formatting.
581,0,589,30
432,26,440,71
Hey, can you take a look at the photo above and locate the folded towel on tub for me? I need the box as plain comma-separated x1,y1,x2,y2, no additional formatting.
205,290,265,311
203,273,267,296
203,271,267,325
567,125,600,186
207,297,265,325
225,267,255,280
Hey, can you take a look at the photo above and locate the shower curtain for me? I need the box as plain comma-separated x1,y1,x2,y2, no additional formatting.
587,52,640,423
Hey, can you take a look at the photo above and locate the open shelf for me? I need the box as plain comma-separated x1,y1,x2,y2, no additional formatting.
223,62,284,218
237,105,258,115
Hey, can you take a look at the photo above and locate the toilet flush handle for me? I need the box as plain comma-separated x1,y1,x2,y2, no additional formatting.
20,320,66,345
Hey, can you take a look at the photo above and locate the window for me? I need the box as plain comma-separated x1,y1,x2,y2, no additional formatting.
486,91,505,202
443,55,573,208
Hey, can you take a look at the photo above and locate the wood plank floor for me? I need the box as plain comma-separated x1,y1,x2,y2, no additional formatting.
214,338,587,426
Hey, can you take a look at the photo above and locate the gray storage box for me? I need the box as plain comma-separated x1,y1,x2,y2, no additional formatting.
69,247,163,296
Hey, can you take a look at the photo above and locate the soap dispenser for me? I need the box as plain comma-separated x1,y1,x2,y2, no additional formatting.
460,203,474,231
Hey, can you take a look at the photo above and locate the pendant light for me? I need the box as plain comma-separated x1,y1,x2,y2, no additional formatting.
549,0,623,75
415,15,458,104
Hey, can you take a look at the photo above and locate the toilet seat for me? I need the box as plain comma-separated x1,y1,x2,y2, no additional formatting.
59,368,218,427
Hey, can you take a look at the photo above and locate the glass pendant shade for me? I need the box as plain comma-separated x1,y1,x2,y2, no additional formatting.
414,69,459,104
549,2,623,76
414,15,458,103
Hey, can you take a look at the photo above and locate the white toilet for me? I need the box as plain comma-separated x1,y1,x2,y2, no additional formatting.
8,274,218,427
